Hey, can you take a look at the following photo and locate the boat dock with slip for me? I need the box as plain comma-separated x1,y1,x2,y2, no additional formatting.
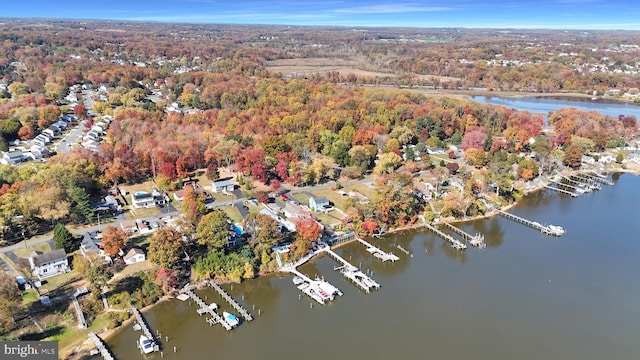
131,306,159,354
442,222,486,248
324,248,380,293
581,171,614,186
181,286,232,330
497,210,565,236
281,263,343,305
544,184,578,197
205,281,253,321
356,237,400,262
423,222,467,250
88,332,115,360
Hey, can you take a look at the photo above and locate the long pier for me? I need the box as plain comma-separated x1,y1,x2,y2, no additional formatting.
356,238,400,261
442,222,486,248
544,184,578,197
182,287,232,331
423,223,467,250
497,210,565,236
205,281,253,321
73,287,88,329
324,248,380,294
89,332,115,360
131,306,159,353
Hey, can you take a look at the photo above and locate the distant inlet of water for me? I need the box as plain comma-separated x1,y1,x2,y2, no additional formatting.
471,95,640,120
106,173,640,360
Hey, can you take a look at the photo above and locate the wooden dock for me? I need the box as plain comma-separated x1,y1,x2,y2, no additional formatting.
356,238,400,261
205,281,253,321
497,210,565,236
423,223,467,250
324,248,380,294
442,222,486,248
131,306,159,353
89,332,116,360
181,287,232,331
582,171,614,186
73,287,88,329
544,184,578,197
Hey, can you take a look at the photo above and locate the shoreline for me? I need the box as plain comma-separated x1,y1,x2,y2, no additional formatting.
68,169,639,358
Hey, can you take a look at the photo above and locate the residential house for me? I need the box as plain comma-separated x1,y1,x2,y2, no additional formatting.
283,202,308,219
136,220,153,234
43,128,57,138
173,189,185,201
309,196,330,212
427,147,445,155
120,220,138,234
123,248,146,265
581,155,596,165
80,232,112,264
28,249,70,280
211,178,235,193
1,151,24,165
33,135,49,147
131,189,170,209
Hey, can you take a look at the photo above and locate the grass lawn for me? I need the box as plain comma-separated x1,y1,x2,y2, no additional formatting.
291,193,310,206
21,290,38,306
125,206,161,220
115,260,155,279
129,234,152,247
246,202,263,215
315,211,344,227
209,190,237,202
54,312,112,355
346,183,378,200
13,243,52,259
39,271,82,295
219,204,243,224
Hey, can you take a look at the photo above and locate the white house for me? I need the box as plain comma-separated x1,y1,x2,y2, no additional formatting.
309,196,329,212
283,202,308,219
123,248,146,265
211,178,235,193
29,249,70,280
1,151,24,165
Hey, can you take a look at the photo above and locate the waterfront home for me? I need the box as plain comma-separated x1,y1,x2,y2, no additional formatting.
28,249,70,280
211,178,235,193
283,202,308,219
123,248,146,265
309,196,330,212
581,155,596,165
80,232,112,264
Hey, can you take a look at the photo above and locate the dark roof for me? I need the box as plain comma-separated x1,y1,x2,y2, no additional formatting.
311,196,329,204
212,178,234,187
81,232,101,251
32,249,67,267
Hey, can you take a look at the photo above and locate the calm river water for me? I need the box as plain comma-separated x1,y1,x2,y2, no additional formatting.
106,173,640,360
471,95,640,119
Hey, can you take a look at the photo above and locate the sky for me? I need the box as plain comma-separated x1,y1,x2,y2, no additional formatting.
3,0,640,30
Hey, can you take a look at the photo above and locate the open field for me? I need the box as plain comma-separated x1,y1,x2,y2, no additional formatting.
266,58,461,83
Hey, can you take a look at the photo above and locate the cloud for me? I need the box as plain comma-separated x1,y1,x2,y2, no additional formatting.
332,4,454,14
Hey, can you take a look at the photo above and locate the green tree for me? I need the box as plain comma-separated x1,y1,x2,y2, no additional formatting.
196,210,231,250
148,228,185,269
53,224,76,252
87,264,113,299
373,152,402,174
67,179,94,224
616,152,624,164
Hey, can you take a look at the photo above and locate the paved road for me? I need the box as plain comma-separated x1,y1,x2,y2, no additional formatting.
56,120,86,154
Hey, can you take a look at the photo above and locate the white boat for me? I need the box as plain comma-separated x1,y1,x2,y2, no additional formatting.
138,334,156,354
292,276,305,285
548,225,565,236
223,311,240,327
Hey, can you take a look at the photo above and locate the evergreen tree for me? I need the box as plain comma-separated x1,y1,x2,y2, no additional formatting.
67,179,94,224
53,223,76,252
